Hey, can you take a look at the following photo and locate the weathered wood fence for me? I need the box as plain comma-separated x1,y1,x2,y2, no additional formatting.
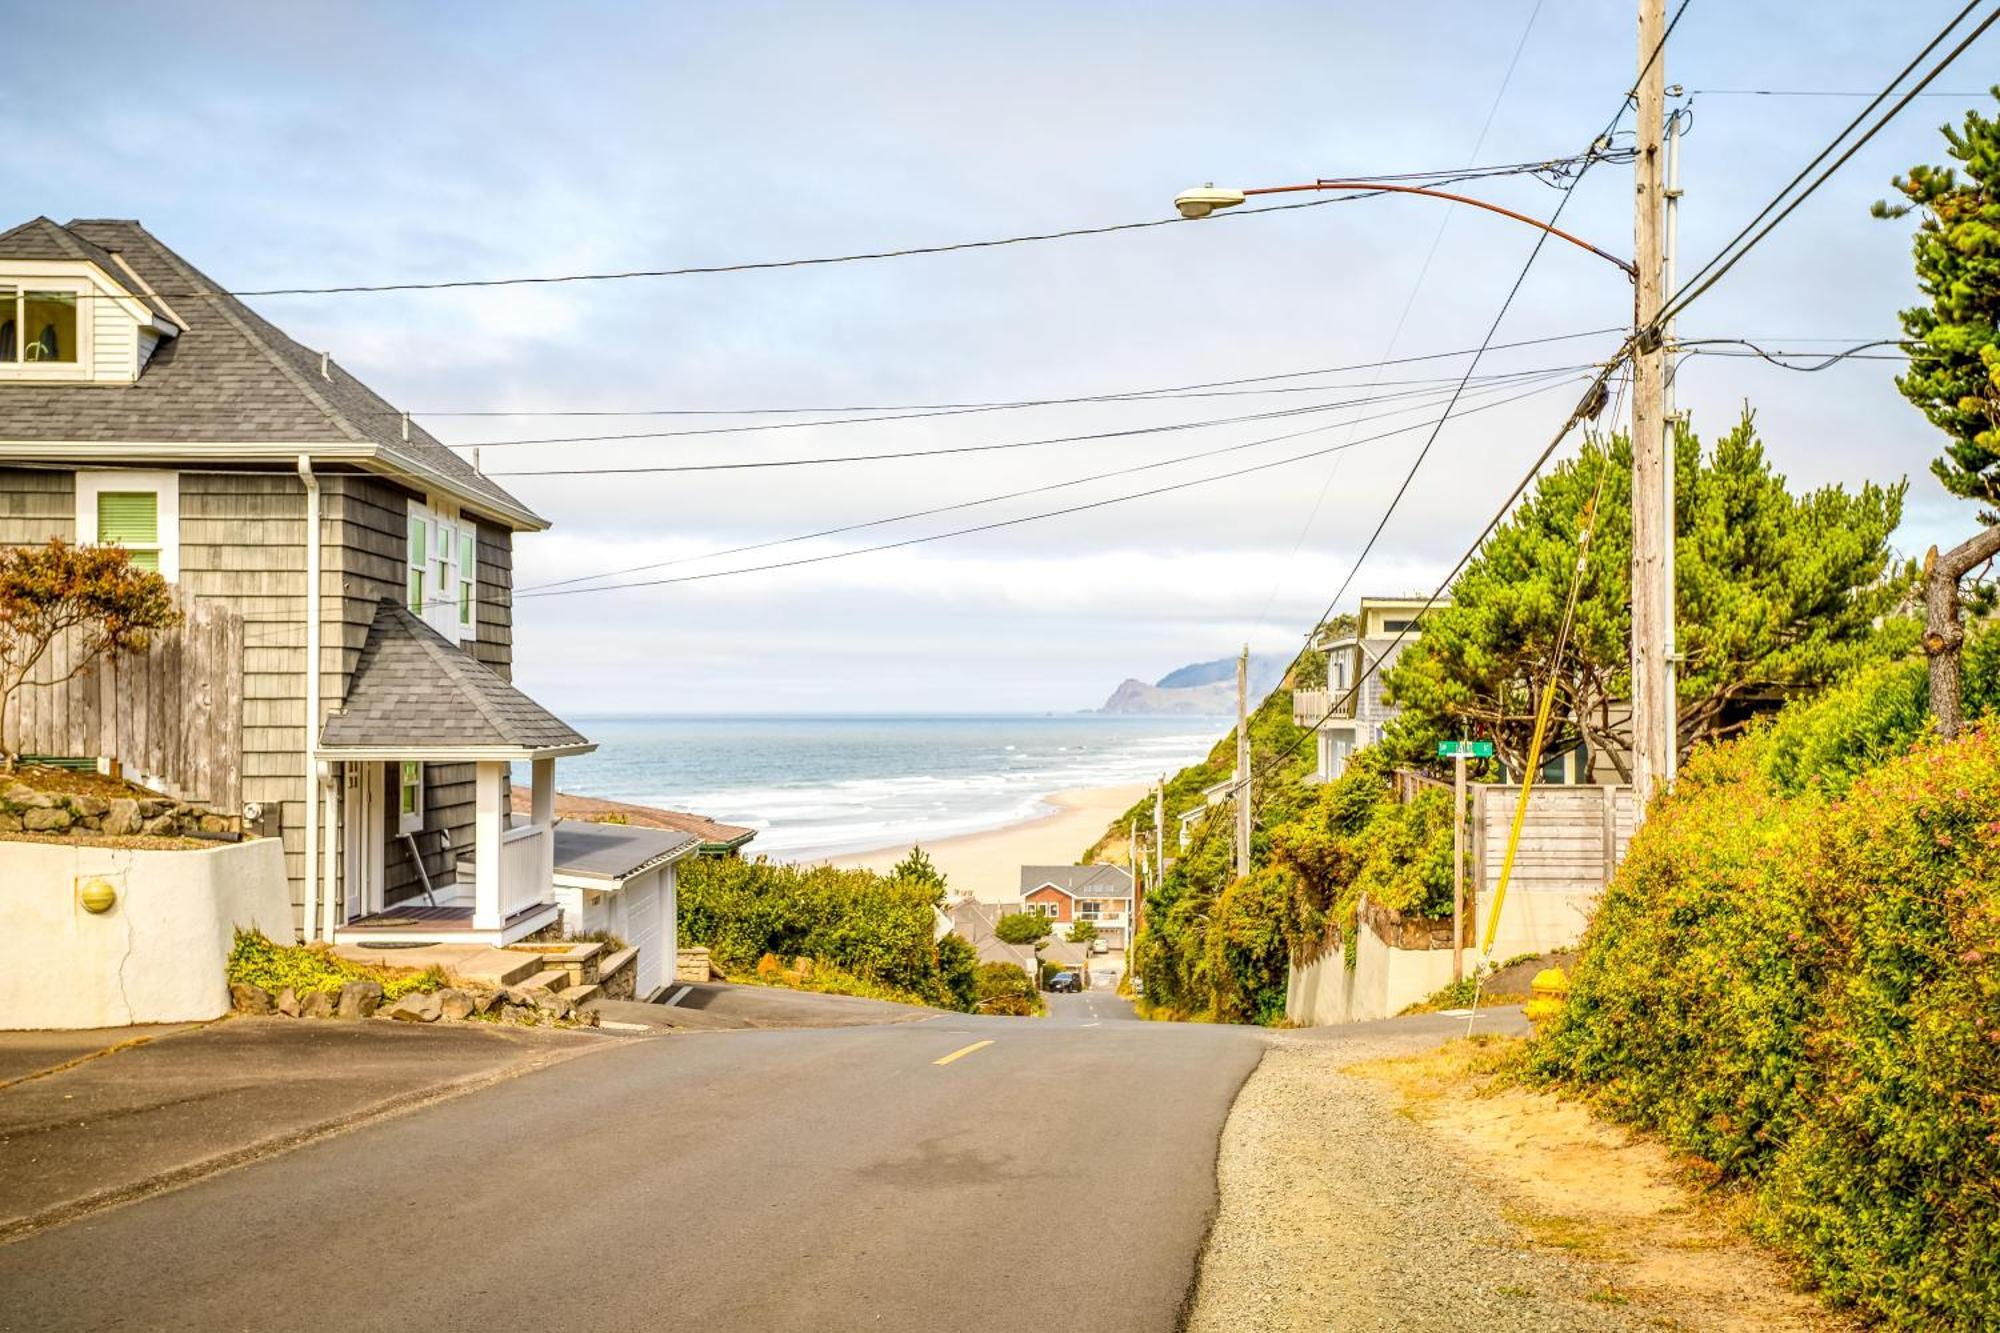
3,585,243,810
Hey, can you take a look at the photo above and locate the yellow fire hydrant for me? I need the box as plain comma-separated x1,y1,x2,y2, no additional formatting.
1524,966,1570,1032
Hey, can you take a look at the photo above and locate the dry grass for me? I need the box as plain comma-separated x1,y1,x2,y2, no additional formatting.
3,763,154,800
1349,1037,1858,1332
0,830,209,851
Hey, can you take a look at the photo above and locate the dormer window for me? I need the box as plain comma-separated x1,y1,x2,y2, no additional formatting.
0,286,78,363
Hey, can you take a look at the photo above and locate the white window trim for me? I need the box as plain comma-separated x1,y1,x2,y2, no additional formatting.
397,760,425,837
0,275,94,382
406,496,477,644
75,469,179,581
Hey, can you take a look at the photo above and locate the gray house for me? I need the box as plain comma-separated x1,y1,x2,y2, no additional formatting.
0,216,594,946
1292,596,1441,782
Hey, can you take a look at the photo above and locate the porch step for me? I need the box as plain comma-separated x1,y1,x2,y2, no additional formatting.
332,943,541,988
562,983,603,1008
445,948,547,988
517,968,571,994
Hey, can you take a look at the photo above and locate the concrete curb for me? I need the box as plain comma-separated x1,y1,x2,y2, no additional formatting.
0,1034,609,1246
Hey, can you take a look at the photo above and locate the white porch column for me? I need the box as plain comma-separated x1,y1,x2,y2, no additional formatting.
531,757,556,904
473,760,506,930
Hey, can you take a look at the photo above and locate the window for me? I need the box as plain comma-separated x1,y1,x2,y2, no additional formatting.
1078,901,1104,920
1029,900,1060,918
405,498,476,642
397,761,424,835
1381,617,1415,633
0,287,78,364
76,471,178,580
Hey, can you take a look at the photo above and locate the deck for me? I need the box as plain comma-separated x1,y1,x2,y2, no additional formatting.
331,900,559,947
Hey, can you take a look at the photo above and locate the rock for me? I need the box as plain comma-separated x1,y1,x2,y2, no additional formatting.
23,806,71,832
0,813,20,832
17,792,55,810
502,1001,538,1025
103,799,141,836
531,989,574,1018
70,795,109,818
137,798,171,818
437,988,475,1021
79,816,102,831
301,989,336,1019
469,989,502,1016
230,983,274,1014
274,987,301,1017
386,992,444,1023
335,979,384,1019
140,813,179,836
2,782,36,806
198,814,230,834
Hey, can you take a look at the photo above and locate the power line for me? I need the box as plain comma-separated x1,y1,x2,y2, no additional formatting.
1659,2,2000,328
512,375,1590,600
519,370,1588,593
391,326,1623,421
1677,337,1909,370
482,368,1590,476
75,158,1607,305
1687,87,1987,98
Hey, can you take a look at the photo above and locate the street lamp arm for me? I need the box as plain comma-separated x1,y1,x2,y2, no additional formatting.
1233,181,1636,277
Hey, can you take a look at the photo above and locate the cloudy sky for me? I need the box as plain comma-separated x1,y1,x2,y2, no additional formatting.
8,2,1993,713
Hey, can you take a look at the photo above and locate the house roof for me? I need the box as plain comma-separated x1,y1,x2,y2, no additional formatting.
0,217,544,531
318,599,593,758
1017,864,1134,900
508,789,758,853
550,821,698,884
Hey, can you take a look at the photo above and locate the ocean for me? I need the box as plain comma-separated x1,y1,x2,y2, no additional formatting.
540,714,1229,859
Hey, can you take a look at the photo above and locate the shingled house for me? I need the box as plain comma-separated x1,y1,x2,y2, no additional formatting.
0,216,594,945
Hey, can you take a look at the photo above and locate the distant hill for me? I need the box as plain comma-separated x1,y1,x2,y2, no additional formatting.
1098,653,1291,715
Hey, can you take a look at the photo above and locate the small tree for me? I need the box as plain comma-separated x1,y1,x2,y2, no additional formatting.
0,540,179,764
996,910,1051,945
889,844,947,900
1067,918,1099,945
1875,93,2000,735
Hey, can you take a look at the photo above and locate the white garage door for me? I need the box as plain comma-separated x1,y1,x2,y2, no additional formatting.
627,869,664,999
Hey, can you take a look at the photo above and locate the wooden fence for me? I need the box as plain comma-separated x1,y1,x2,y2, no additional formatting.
1470,783,1635,897
3,585,244,810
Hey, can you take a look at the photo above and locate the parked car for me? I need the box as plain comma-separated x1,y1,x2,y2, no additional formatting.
1090,938,1109,955
1047,971,1083,993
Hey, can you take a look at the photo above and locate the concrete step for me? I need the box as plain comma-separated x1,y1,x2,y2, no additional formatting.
447,948,546,988
562,983,602,1008
517,968,570,994
332,944,542,989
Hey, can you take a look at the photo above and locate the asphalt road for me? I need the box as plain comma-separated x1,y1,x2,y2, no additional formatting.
0,992,1266,1332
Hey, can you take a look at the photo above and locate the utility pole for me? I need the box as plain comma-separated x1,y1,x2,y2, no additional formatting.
1661,94,1684,785
1629,0,1671,815
1452,745,1468,984
1235,645,1251,879
1153,776,1165,885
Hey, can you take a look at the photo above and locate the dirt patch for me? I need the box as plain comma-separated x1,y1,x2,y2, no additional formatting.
3,764,154,801
1348,1038,1855,1331
0,830,210,851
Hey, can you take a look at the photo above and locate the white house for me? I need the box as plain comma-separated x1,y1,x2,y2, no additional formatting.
549,822,698,1001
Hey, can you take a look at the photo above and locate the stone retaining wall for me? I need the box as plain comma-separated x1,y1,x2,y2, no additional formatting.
0,781,226,839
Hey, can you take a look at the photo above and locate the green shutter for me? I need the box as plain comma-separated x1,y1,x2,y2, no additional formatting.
97,492,157,546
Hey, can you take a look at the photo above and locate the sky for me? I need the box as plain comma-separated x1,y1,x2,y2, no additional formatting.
6,1,1995,714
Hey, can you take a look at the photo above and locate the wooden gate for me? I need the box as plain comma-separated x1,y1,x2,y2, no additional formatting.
3,585,244,810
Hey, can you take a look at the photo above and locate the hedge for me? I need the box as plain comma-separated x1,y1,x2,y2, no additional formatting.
1533,720,2000,1327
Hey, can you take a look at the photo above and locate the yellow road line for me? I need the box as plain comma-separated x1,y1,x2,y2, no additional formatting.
933,1039,994,1066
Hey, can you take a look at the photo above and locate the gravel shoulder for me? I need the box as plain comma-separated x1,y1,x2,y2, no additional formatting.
1186,1032,1638,1333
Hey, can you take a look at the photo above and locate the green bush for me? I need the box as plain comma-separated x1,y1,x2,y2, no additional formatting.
678,856,966,1008
935,932,979,1011
973,961,1041,1016
226,930,445,1002
995,911,1051,945
1534,723,2000,1326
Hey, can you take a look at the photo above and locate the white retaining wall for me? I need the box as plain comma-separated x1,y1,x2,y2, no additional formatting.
0,838,291,1029
1285,925,1459,1026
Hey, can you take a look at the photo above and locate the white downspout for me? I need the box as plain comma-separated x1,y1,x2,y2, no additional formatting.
298,455,322,942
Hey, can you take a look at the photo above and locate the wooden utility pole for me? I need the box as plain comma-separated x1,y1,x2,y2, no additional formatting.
1235,645,1252,879
1153,776,1165,884
1452,747,1468,983
1629,0,1671,815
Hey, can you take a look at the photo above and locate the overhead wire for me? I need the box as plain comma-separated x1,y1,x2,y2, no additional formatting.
519,368,1589,593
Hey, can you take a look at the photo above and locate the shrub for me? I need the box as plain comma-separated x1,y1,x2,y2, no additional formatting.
1066,918,1098,945
1203,864,1295,1025
678,856,966,1008
973,962,1040,1016
935,932,979,1011
1534,724,2000,1326
226,930,444,1002
995,911,1051,945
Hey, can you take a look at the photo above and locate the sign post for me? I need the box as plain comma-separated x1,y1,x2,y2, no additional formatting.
1437,741,1494,983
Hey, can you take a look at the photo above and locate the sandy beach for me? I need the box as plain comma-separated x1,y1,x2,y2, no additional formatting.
823,783,1145,901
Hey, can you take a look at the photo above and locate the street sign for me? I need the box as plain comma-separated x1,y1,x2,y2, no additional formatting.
1437,740,1495,759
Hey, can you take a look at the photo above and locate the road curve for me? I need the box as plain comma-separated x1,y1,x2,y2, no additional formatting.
0,994,1264,1332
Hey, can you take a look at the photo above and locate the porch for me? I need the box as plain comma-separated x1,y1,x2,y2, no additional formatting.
311,600,596,949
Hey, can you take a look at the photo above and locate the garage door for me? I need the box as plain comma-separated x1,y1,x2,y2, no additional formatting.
627,870,663,999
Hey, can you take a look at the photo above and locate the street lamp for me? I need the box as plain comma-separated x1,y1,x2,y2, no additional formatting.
1173,179,1635,277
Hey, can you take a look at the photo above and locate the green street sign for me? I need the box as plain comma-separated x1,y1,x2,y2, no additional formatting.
1437,740,1495,758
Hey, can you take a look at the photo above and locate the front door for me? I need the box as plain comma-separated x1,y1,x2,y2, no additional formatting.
340,762,386,920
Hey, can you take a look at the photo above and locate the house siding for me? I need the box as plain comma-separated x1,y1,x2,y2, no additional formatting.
0,463,525,933
92,296,137,381
0,468,75,546
1024,885,1072,924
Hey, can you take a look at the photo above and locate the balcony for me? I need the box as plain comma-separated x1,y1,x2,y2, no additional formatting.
1292,688,1358,727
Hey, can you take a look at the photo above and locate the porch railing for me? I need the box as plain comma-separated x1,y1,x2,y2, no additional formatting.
1292,688,1357,728
500,824,549,920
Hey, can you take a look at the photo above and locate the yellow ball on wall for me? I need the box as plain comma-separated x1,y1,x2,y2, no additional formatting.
78,878,119,914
